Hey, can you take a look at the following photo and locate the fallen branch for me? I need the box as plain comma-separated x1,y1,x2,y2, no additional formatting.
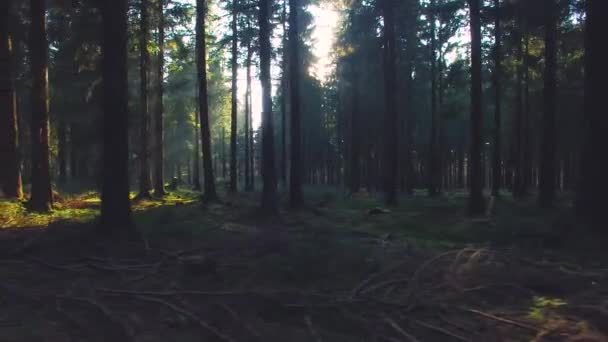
464,308,538,332
383,315,421,342
359,278,409,296
219,303,263,340
28,257,84,272
411,319,469,341
304,315,324,342
55,295,134,341
133,295,236,342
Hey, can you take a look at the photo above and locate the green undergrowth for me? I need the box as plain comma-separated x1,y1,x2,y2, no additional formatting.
1,185,578,251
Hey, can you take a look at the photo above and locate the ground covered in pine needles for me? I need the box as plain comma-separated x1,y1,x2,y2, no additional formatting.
1,188,607,341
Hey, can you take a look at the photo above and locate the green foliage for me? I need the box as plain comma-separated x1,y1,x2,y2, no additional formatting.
528,296,567,322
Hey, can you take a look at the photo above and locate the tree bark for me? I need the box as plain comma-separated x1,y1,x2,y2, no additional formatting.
467,0,485,215
229,0,238,192
29,0,52,211
491,0,502,197
244,36,253,191
196,0,218,201
258,0,278,213
538,0,557,208
193,83,202,191
137,0,152,199
100,0,133,230
427,0,440,197
280,0,288,187
576,0,607,227
288,0,303,207
403,0,417,195
381,0,398,205
0,0,23,199
153,0,166,196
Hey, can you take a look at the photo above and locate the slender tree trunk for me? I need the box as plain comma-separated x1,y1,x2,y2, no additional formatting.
381,0,398,205
349,62,360,194
428,0,439,197
137,0,152,199
288,0,303,207
0,0,22,199
221,127,226,179
512,14,524,197
468,0,485,215
522,30,531,195
492,0,502,197
244,37,252,191
229,0,238,192
281,0,288,187
196,0,218,201
193,83,202,190
576,0,607,227
248,51,255,191
539,0,557,208
29,0,52,211
153,0,166,196
404,1,417,195
57,118,67,184
258,0,278,213
100,0,133,230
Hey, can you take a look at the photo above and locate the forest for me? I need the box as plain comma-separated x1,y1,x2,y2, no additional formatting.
0,0,607,340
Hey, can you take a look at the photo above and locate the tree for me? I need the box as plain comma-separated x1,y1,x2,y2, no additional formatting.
491,0,502,197
0,0,23,199
428,0,440,196
467,0,485,216
258,0,278,213
244,27,254,192
576,0,607,226
381,0,398,205
196,0,218,201
29,0,53,212
153,0,166,197
193,82,202,191
288,0,302,207
100,0,133,230
280,0,288,187
538,0,557,208
229,0,238,193
137,0,152,199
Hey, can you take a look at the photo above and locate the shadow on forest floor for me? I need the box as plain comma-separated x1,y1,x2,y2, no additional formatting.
0,187,607,341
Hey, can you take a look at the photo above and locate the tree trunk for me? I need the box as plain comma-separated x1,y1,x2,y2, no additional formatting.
467,0,485,216
491,0,502,197
512,18,524,197
0,0,22,199
57,118,67,184
427,0,440,197
100,0,133,230
137,0,152,199
538,0,557,208
349,62,360,194
258,0,278,213
576,0,607,226
281,0,288,187
196,0,218,201
222,127,226,180
403,0,417,195
229,0,238,192
153,0,166,196
29,0,52,211
193,83,202,190
288,0,303,207
381,0,398,205
244,36,253,191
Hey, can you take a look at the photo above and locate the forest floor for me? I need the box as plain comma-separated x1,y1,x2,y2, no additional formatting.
0,187,607,342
